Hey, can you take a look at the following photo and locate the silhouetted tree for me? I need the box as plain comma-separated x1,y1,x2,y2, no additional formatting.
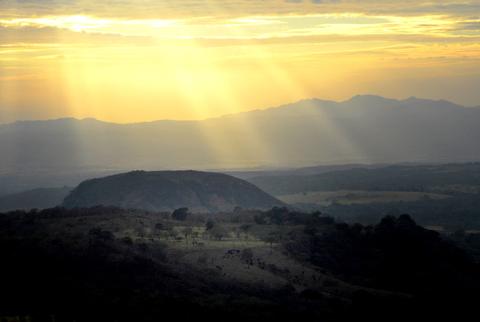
209,225,227,241
205,219,215,230
172,207,189,221
240,224,251,234
254,214,267,225
265,231,281,252
183,227,193,245
121,236,133,245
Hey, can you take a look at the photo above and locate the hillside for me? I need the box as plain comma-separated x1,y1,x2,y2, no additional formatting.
1,207,479,321
0,187,71,212
62,170,284,212
1,95,480,193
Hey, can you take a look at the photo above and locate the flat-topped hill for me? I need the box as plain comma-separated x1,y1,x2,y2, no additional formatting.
62,170,284,212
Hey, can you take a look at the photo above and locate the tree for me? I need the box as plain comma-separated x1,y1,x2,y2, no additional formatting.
240,224,251,240
183,226,193,238
267,207,290,225
182,227,193,245
254,214,267,225
264,231,281,252
205,219,215,231
397,214,416,230
121,236,133,245
209,224,227,241
172,207,189,221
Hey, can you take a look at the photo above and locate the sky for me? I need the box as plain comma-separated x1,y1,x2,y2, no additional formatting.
1,0,479,123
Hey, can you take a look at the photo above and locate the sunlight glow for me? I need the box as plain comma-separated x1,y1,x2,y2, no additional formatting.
1,2,479,124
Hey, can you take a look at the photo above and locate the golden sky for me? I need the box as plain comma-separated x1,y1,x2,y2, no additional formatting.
1,0,479,123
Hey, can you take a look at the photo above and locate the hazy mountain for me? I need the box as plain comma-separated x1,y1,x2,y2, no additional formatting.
62,170,284,212
0,187,71,212
246,163,480,196
226,163,391,180
1,95,480,192
0,170,120,196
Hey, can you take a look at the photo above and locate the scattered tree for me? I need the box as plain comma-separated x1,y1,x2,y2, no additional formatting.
209,224,227,241
121,236,133,245
239,224,252,240
182,227,193,245
172,207,189,221
205,219,215,231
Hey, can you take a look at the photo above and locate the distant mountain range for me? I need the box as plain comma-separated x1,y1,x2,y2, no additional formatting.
0,187,71,212
62,170,284,212
1,95,479,193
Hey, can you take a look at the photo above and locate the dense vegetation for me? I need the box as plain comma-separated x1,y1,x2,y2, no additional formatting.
313,193,480,229
1,206,479,321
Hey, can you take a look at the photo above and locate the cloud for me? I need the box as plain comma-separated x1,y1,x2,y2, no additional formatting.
0,25,152,46
0,11,470,42
1,1,479,19
456,21,480,31
1,1,479,124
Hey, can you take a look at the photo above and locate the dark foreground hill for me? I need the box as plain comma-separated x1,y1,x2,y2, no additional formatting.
62,170,284,212
1,207,479,321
